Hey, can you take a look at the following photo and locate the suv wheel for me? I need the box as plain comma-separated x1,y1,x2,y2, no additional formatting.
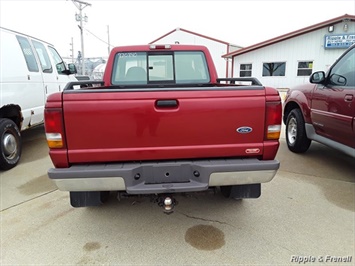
286,109,311,153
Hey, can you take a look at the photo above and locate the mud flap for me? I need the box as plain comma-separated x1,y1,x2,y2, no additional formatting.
222,184,261,199
231,184,261,198
70,191,110,207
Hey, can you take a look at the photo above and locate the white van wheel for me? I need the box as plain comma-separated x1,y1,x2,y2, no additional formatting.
0,119,22,170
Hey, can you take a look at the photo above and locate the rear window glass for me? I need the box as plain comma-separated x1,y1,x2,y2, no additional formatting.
111,51,210,85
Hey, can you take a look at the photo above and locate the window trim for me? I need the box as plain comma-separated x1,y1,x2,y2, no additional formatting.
239,63,252,77
297,60,313,76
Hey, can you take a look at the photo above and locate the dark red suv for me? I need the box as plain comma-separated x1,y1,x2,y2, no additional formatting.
283,44,355,157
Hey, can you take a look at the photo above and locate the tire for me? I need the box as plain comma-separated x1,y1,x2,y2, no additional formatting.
285,109,311,153
0,118,22,170
220,184,261,199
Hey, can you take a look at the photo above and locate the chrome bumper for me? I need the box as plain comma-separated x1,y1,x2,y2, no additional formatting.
48,158,279,194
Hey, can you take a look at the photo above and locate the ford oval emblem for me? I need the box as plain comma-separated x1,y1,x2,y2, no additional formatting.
236,127,253,133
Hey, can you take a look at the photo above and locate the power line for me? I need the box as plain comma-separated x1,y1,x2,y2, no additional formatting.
84,27,115,48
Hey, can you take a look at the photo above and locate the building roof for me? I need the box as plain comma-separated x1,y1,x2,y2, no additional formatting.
149,27,242,48
223,14,355,58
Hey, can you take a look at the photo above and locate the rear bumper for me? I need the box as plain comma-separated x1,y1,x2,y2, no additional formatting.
48,158,279,194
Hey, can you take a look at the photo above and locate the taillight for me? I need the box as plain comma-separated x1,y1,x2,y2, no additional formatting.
44,109,65,149
265,101,282,140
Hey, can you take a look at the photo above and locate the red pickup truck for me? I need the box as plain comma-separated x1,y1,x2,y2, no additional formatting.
44,44,282,210
283,44,355,158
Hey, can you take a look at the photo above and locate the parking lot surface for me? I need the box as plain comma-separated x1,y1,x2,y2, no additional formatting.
1,125,354,265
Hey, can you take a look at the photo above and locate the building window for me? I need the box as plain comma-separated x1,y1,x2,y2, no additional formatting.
262,62,286,76
297,61,313,76
240,64,252,77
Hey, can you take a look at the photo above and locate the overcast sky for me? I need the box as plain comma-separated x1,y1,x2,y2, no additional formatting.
0,0,354,59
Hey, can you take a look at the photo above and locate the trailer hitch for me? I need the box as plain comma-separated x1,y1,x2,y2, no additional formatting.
117,192,178,214
157,195,177,214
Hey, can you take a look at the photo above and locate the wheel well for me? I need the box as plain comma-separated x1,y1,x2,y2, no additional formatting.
283,102,300,124
0,105,23,130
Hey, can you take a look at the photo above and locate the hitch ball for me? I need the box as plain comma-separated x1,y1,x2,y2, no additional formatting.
163,196,176,214
164,197,173,211
156,195,176,214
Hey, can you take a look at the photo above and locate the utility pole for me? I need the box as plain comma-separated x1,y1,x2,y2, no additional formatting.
72,0,91,75
70,37,74,63
107,25,111,56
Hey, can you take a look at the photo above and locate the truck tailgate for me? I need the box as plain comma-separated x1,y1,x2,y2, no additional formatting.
63,88,266,163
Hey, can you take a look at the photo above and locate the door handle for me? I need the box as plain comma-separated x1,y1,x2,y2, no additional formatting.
344,94,353,102
155,99,178,108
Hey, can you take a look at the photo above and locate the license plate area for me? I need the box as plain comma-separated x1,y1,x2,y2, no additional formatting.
138,164,192,184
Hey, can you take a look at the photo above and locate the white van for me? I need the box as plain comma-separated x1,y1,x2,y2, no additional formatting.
0,27,77,170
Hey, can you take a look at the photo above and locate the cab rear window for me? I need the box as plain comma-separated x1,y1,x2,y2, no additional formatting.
111,51,210,85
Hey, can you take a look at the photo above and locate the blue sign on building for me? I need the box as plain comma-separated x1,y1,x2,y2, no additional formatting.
324,34,355,49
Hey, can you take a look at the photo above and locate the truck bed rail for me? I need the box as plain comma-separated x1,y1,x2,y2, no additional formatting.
63,78,263,91
64,81,105,91
216,77,262,86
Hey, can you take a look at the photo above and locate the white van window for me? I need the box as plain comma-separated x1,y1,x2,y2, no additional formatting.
16,35,39,72
32,40,53,73
48,46,66,74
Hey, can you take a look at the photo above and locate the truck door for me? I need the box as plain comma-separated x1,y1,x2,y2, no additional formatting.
31,39,61,98
311,46,355,148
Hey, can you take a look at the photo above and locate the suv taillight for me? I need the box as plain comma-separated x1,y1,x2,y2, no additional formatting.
44,109,66,149
265,101,282,140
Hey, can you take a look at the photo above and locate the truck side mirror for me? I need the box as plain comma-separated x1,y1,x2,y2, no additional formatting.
309,71,325,84
68,63,77,74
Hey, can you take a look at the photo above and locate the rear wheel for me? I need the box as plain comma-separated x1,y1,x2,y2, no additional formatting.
70,191,110,207
0,118,22,170
286,109,311,153
220,184,261,199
